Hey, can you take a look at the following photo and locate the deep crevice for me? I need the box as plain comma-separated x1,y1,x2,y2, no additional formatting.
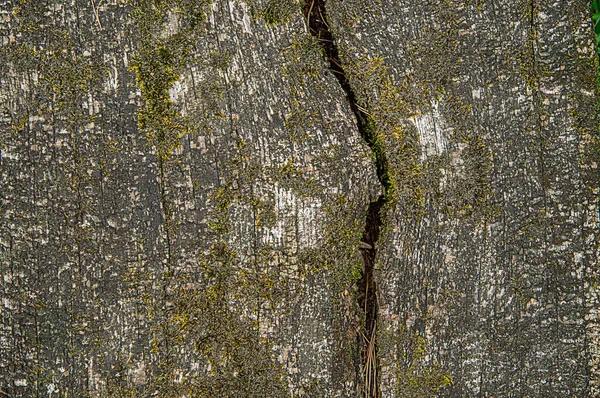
302,1,389,396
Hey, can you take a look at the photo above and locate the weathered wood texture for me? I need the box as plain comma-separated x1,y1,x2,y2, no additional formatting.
0,0,380,395
0,0,598,397
328,0,600,396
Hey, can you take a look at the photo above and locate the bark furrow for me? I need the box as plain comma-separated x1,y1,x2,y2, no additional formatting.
302,1,390,396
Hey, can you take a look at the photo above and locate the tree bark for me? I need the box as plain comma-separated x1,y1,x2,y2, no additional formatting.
0,0,597,397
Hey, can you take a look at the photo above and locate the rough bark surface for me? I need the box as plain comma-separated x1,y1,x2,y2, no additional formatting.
0,0,598,397
326,0,600,396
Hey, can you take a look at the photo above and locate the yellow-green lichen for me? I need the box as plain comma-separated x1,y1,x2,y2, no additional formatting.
343,54,425,215
378,326,452,398
259,0,299,26
280,33,326,90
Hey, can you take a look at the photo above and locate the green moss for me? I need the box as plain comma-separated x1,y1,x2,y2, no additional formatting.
126,3,290,395
592,1,600,87
280,34,326,89
283,98,322,144
259,0,299,26
130,42,188,161
386,327,453,398
129,0,201,162
208,48,233,71
274,158,319,197
328,0,381,28
343,54,424,215
147,238,288,397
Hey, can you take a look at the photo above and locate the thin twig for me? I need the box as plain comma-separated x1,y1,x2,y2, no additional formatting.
364,275,368,315
356,104,373,116
306,0,315,31
91,0,103,30
363,326,377,397
319,9,329,29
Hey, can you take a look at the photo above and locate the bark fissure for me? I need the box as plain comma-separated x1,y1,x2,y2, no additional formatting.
302,1,390,396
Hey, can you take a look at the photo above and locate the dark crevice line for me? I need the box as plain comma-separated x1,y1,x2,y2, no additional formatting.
302,1,389,396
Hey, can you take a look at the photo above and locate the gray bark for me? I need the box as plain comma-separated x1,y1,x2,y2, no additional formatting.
0,0,598,397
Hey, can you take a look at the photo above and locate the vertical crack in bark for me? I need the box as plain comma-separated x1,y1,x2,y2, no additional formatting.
302,1,389,396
